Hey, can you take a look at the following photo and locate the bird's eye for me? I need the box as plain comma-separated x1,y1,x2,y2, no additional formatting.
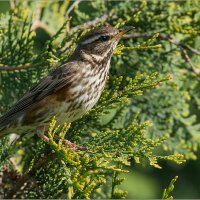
99,35,110,41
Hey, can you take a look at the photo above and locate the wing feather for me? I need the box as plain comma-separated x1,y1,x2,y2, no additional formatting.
0,63,77,128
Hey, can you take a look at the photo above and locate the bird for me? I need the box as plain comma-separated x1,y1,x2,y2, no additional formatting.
0,24,133,146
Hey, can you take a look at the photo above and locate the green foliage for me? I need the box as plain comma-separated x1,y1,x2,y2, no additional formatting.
162,176,178,200
114,0,200,160
0,0,199,198
114,33,162,55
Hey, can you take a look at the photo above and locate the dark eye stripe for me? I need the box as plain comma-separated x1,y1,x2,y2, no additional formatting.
98,35,110,41
81,34,111,45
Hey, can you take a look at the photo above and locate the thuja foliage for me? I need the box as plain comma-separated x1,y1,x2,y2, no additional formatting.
0,0,199,198
162,176,178,200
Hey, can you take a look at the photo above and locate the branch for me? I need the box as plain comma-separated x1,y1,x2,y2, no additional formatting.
65,0,82,33
70,11,117,33
182,49,200,74
9,0,15,10
61,12,116,51
31,5,42,31
31,21,53,36
124,33,200,74
66,0,82,17
31,5,53,36
158,34,200,56
124,33,200,56
0,64,39,71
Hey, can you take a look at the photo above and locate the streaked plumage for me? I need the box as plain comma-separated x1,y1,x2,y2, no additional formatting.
0,24,133,138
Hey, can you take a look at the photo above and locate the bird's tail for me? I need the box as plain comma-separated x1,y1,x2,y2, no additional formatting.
0,127,9,139
0,114,12,139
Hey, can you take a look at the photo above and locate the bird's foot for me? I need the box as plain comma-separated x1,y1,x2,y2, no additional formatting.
36,132,50,143
53,134,87,150
36,128,86,151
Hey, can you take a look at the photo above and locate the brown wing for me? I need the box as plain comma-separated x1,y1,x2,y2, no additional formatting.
0,62,77,129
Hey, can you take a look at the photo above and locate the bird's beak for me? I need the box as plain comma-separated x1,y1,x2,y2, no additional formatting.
113,26,135,40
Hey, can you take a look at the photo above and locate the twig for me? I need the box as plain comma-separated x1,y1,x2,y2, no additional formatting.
182,49,200,74
65,0,82,33
124,32,200,74
31,5,42,31
0,64,39,71
158,34,200,56
124,32,157,40
9,0,15,10
61,12,116,50
66,0,82,17
70,11,116,33
31,5,53,36
124,33,200,56
182,49,195,68
178,43,200,56
31,21,53,36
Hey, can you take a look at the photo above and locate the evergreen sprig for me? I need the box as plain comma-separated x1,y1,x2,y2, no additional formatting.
162,176,178,200
0,0,200,198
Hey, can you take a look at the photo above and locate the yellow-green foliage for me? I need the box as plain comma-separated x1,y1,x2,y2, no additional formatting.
162,176,178,200
0,0,199,198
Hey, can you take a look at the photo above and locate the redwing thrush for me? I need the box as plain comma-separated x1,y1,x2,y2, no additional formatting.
0,24,133,141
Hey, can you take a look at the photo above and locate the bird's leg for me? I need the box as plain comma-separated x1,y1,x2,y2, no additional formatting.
36,126,50,143
53,134,87,150
36,126,86,150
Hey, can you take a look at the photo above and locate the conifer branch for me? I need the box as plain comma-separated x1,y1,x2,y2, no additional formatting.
66,0,82,17
124,33,200,74
182,49,200,74
0,64,39,71
159,35,200,56
31,5,52,36
9,0,15,10
70,11,117,33
124,33,200,56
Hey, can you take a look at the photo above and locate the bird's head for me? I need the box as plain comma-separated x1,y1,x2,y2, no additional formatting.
74,24,134,61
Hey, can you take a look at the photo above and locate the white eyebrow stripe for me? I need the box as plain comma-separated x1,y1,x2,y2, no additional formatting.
81,35,101,45
81,32,117,45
